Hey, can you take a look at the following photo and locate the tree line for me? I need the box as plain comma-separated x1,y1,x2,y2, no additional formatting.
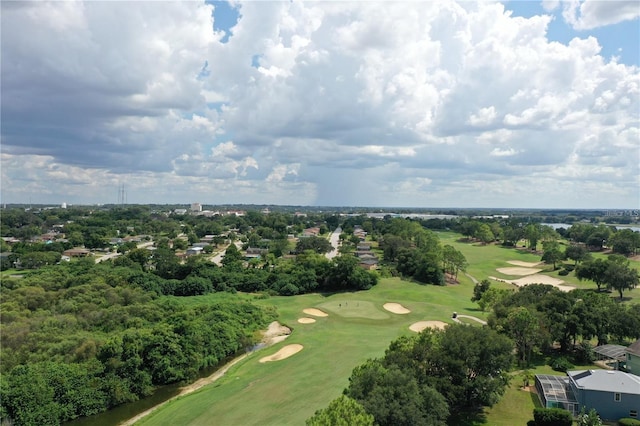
0,260,277,425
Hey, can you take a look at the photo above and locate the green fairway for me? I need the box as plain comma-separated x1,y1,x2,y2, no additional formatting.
136,232,638,426
436,231,640,301
137,278,479,426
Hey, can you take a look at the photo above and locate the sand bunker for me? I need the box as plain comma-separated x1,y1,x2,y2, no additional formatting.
297,317,316,324
259,344,304,363
490,274,575,292
303,308,328,317
496,267,542,276
507,260,542,267
410,321,447,332
383,303,411,314
261,321,291,345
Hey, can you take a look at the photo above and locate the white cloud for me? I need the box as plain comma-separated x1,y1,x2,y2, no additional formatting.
1,0,638,208
559,0,640,30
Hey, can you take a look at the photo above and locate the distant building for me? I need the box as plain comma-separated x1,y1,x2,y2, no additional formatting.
63,248,92,257
186,247,203,256
191,203,202,212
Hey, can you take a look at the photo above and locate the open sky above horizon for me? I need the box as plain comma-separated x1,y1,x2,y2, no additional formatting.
1,0,639,209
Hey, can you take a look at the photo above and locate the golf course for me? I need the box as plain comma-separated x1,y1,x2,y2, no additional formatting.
133,233,639,425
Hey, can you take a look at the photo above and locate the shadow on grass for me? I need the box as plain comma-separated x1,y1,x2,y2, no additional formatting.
530,390,542,408
447,408,488,426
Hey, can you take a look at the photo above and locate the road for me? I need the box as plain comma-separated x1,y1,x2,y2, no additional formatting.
325,227,342,259
210,240,243,266
95,241,154,263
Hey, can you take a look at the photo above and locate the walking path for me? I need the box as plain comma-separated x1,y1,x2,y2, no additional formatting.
325,227,342,259
452,314,487,325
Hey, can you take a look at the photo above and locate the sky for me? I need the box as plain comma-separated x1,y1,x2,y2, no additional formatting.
1,0,639,209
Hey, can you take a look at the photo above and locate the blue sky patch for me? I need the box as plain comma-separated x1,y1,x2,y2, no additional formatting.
207,0,240,44
505,0,639,66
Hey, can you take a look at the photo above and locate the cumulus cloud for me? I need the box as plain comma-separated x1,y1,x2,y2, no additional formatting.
548,0,640,30
1,0,638,208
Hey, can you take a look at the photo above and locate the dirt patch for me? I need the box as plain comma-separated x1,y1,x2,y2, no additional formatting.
496,267,542,276
383,302,411,314
507,260,542,267
297,317,316,324
259,344,304,363
409,321,447,332
303,308,328,317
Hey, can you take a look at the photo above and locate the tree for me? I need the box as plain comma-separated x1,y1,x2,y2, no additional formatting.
324,255,377,291
471,279,491,303
346,360,448,426
221,243,243,269
575,259,609,291
524,224,540,250
604,259,639,300
475,224,495,245
442,245,467,281
429,324,513,410
541,241,564,270
609,228,640,256
306,396,374,426
506,307,539,366
478,287,509,312
565,244,591,265
295,236,333,254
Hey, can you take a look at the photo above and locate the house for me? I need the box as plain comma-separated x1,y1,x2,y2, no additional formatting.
63,248,92,257
245,247,268,260
535,370,640,420
186,247,203,256
626,339,640,377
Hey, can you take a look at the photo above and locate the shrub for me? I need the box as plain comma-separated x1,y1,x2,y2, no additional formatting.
574,342,595,364
559,269,569,276
563,264,575,272
619,419,640,426
551,357,574,372
533,407,573,426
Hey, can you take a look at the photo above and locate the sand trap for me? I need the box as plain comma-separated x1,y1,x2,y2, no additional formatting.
410,321,447,332
259,344,304,363
303,308,328,317
297,317,316,324
490,274,575,292
261,321,291,346
507,260,542,267
496,267,542,276
383,303,411,314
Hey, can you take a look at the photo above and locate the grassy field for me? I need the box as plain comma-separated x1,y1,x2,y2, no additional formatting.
436,232,640,301
136,234,639,426
138,278,482,426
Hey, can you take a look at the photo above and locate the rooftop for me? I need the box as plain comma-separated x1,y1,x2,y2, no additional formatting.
593,344,628,361
536,374,577,404
568,370,640,394
627,339,640,357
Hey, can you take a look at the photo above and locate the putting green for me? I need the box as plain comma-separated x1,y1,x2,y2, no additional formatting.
317,300,390,319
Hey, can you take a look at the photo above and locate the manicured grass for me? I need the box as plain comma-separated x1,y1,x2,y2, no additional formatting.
138,278,479,426
137,232,639,426
436,231,640,302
